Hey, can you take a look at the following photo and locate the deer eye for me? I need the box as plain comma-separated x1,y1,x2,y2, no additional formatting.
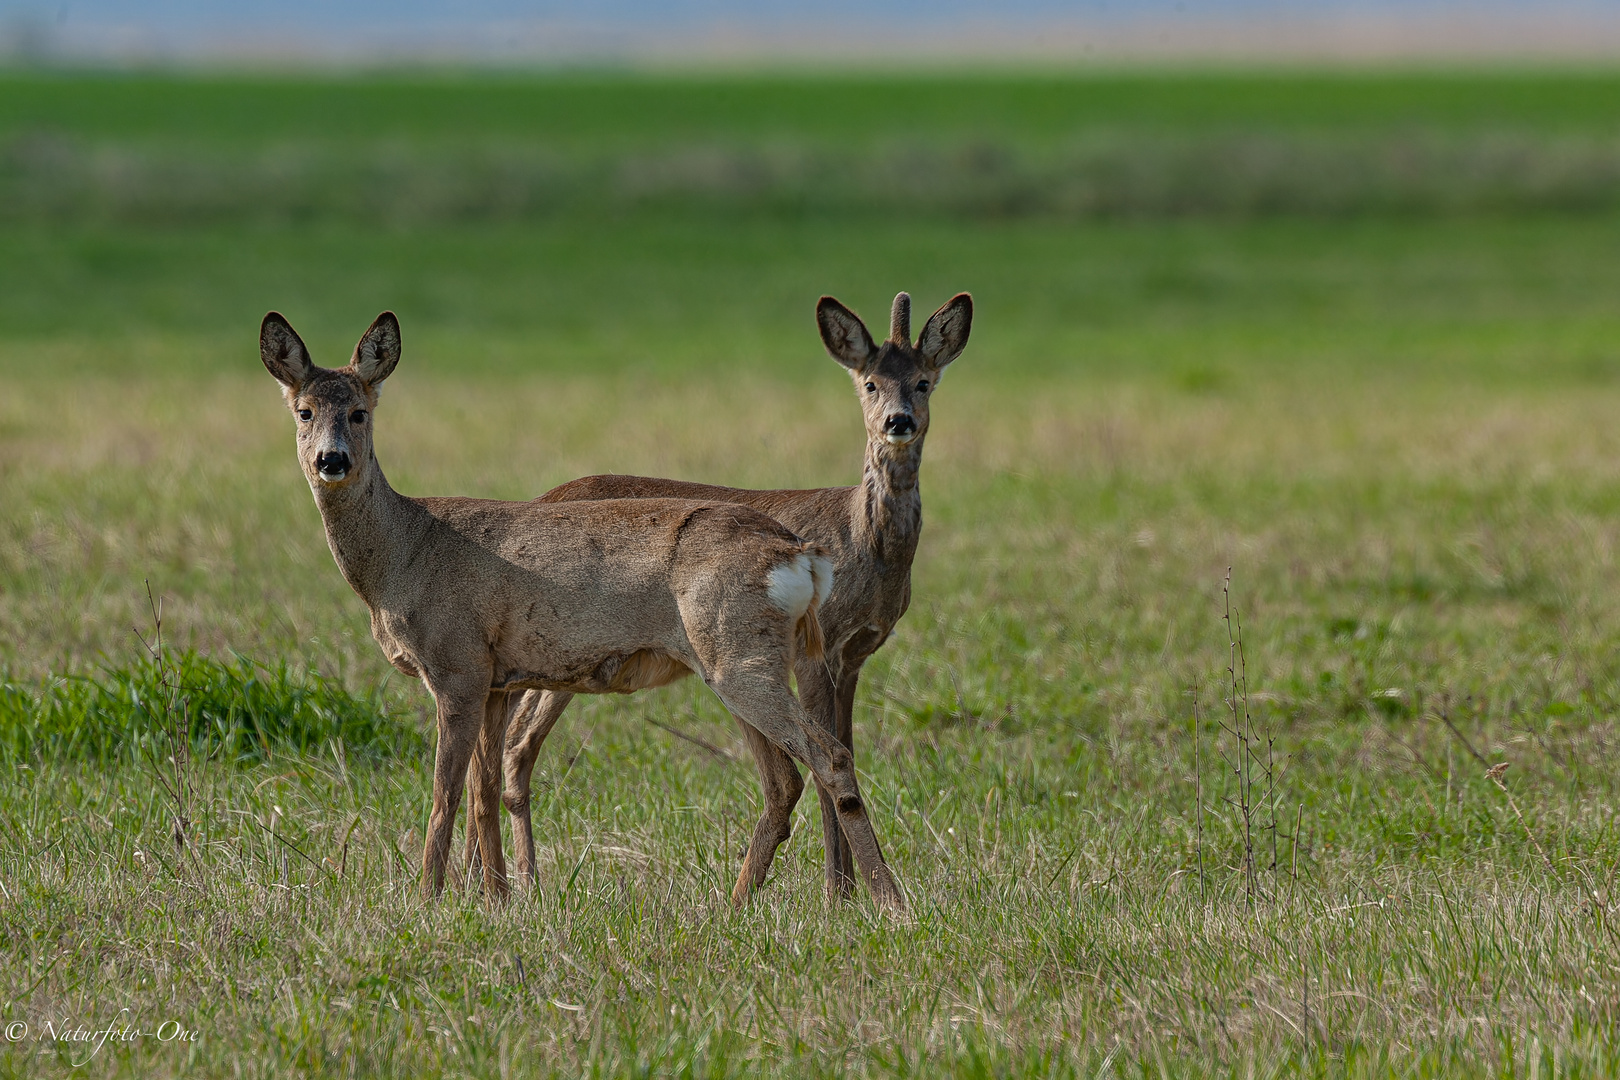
350,410,367,424
917,380,930,392
297,408,313,422
865,382,876,394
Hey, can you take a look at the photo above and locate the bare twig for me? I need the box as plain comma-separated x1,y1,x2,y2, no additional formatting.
257,818,333,878
1485,763,1557,877
1435,694,1491,770
1267,731,1278,873
327,814,361,878
1288,804,1301,897
644,715,734,761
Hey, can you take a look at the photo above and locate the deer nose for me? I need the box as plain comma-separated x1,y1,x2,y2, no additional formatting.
882,413,917,439
315,450,352,480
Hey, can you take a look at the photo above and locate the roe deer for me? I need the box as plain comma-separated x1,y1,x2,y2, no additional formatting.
497,291,971,900
260,310,905,911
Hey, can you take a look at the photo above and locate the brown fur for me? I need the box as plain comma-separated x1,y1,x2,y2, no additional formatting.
260,310,905,911
496,292,971,900
796,595,826,666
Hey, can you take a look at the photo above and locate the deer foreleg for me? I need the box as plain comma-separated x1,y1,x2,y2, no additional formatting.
421,672,493,899
464,690,511,902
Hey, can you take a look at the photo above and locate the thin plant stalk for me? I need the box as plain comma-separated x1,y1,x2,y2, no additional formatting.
132,581,204,886
1193,678,1207,905
1485,762,1558,877
1222,568,1256,907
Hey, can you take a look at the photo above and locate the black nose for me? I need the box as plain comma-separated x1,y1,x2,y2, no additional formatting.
316,451,351,476
883,414,917,437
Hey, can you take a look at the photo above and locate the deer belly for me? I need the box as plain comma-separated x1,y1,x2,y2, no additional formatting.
599,650,692,693
492,649,692,694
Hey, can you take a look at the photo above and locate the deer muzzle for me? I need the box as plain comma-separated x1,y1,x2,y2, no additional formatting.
882,413,918,445
315,449,352,482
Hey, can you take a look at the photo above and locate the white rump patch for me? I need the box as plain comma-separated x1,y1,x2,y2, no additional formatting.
767,551,835,616
807,552,833,607
767,555,817,618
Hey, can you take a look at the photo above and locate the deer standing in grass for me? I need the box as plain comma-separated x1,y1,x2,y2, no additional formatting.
497,292,971,900
260,310,905,910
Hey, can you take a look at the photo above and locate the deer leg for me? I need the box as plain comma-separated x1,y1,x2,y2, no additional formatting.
731,718,804,904
420,675,491,899
464,690,511,902
796,654,855,902
502,689,574,890
462,691,519,889
709,672,905,914
462,777,484,885
832,666,862,891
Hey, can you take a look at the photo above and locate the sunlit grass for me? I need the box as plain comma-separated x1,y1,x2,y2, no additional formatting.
5,357,1620,1074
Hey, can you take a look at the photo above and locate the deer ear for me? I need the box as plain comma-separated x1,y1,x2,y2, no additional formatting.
817,296,877,372
917,293,972,370
261,312,315,390
352,311,401,386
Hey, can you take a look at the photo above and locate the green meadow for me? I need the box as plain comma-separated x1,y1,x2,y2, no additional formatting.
5,70,1620,1076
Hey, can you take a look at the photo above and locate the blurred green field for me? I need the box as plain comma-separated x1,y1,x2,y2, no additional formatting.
5,72,1620,1077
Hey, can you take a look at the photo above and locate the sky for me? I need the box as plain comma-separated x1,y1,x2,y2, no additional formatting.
3,1,1618,61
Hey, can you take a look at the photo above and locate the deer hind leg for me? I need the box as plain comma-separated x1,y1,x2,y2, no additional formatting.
462,784,482,885
501,689,574,890
796,653,855,902
731,718,804,905
421,674,493,899
831,664,863,890
708,670,905,914
461,694,507,886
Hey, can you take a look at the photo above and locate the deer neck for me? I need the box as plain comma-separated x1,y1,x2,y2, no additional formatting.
308,460,425,608
854,431,924,568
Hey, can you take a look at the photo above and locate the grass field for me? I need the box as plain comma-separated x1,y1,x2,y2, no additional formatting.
5,71,1620,1076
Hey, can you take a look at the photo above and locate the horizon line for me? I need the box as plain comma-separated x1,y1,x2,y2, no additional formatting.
13,10,1620,66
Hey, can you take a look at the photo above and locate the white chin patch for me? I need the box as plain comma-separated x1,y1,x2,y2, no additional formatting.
318,469,348,482
884,433,916,446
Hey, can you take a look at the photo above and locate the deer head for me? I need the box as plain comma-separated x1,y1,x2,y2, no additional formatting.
260,311,400,489
816,292,972,452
